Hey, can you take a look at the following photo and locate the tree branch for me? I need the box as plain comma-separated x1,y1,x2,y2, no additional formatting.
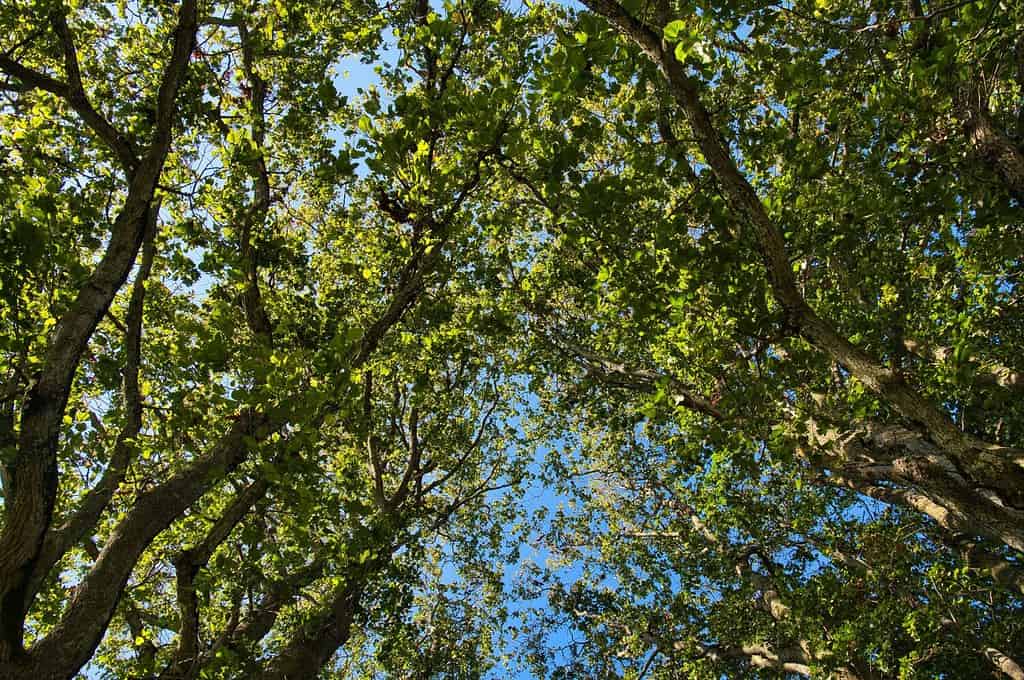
0,32,138,173
256,553,386,680
0,0,199,660
16,409,274,679
25,202,160,609
167,479,269,679
581,0,1024,546
803,420,1024,551
49,8,139,172
903,338,1024,394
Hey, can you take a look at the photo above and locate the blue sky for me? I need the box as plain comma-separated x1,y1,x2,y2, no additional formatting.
72,2,875,677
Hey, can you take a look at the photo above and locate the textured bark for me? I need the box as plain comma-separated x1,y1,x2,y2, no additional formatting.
808,422,1024,551
227,561,326,649
580,0,1024,551
148,560,329,680
965,106,1024,201
683,637,874,679
0,410,274,680
699,643,812,676
0,0,198,660
836,476,1024,596
24,205,159,611
985,647,1024,680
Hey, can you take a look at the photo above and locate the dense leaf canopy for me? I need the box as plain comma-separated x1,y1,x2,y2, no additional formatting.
0,0,1022,678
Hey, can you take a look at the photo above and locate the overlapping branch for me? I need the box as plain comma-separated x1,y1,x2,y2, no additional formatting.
579,0,1024,552
0,0,199,663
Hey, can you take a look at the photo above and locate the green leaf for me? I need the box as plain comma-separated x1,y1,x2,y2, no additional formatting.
663,20,687,42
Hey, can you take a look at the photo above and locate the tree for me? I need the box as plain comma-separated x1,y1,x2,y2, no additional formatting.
514,404,1024,678
3,0,1024,677
507,0,1024,676
521,0,1024,552
0,0,536,677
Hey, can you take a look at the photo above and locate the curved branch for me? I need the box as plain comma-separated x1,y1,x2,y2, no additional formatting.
580,0,1024,545
48,8,140,172
167,479,269,679
0,0,199,661
25,202,160,609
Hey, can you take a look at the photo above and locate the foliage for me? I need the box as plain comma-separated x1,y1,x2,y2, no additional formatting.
1,0,1023,678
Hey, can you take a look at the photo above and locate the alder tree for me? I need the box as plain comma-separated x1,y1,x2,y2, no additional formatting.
1,0,1023,678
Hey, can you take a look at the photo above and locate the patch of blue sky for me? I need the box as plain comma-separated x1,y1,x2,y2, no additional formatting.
78,2,930,677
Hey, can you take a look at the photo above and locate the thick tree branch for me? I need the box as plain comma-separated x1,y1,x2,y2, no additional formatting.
804,421,1024,551
963,102,1024,202
391,404,422,509
985,647,1024,680
581,0,1024,547
25,203,160,609
219,559,326,655
694,642,813,676
958,541,1024,597
6,409,275,680
0,0,199,661
352,213,446,369
256,554,387,680
363,371,388,508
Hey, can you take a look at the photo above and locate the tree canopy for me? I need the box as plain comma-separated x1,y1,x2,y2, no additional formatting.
0,0,1022,678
